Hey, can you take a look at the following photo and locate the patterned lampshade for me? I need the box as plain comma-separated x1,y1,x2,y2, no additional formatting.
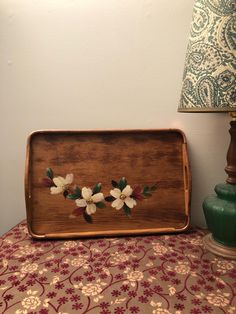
178,0,236,112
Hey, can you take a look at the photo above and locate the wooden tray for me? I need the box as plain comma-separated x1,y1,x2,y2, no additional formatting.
25,129,191,238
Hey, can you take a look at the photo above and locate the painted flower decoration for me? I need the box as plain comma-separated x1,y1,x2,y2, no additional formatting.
110,185,137,210
70,183,106,223
105,177,157,217
43,169,157,223
43,168,106,223
50,174,74,195
43,168,74,197
75,187,104,215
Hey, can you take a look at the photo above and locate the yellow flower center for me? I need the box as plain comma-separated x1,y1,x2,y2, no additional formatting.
120,194,126,200
87,198,94,205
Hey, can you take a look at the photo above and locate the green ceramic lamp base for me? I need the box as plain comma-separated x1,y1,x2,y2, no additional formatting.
203,183,236,259
202,115,236,259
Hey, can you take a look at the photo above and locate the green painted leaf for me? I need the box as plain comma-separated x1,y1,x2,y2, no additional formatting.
67,194,79,200
46,168,54,179
105,196,116,202
123,203,132,217
96,202,106,209
118,177,127,190
143,186,150,193
83,212,93,224
75,187,81,198
67,186,81,200
111,180,118,188
93,183,102,194
143,192,152,198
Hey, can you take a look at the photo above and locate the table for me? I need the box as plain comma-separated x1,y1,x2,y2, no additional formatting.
0,221,235,313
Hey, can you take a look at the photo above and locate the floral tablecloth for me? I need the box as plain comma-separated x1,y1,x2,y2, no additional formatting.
0,221,235,314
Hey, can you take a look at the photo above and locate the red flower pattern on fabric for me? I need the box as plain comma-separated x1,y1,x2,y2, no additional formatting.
0,221,235,314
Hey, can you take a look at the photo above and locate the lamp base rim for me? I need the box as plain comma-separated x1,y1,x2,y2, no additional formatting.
203,233,236,260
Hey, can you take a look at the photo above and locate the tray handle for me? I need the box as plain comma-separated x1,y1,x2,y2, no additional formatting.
182,143,191,216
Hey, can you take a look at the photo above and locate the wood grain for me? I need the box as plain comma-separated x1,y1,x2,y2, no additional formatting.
25,129,191,238
225,119,236,185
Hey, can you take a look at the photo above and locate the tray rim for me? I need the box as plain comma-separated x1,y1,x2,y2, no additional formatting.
25,128,191,239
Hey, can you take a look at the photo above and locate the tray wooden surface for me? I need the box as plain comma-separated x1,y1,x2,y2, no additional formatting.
25,129,191,238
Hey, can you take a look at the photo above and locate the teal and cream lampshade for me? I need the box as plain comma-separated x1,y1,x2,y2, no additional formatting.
178,0,236,112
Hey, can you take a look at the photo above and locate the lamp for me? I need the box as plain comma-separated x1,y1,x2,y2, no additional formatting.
178,0,236,258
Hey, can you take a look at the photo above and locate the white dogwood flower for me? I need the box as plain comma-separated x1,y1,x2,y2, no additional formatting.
110,185,136,210
21,290,41,310
75,187,104,215
50,174,74,194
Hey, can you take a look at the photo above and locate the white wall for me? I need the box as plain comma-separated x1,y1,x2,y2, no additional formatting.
0,0,230,235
